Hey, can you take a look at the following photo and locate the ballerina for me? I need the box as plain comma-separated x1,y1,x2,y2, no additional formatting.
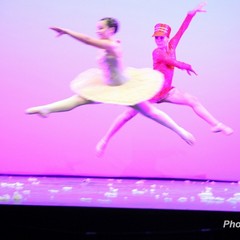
96,3,233,156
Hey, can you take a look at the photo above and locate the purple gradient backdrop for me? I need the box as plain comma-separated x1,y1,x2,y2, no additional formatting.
1,0,239,180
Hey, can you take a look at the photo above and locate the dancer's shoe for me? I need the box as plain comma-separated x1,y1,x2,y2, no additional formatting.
25,107,49,118
96,139,107,157
211,123,233,136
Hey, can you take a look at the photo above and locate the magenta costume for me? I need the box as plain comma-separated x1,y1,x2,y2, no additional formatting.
151,13,196,102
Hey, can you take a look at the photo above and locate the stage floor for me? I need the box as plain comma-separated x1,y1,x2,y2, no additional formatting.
0,175,240,211
1,175,240,239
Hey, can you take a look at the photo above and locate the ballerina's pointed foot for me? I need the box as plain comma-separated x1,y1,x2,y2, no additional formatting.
25,107,49,118
211,123,233,136
96,139,107,157
180,128,196,146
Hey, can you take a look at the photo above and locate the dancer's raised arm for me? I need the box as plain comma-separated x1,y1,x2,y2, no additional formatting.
170,2,207,49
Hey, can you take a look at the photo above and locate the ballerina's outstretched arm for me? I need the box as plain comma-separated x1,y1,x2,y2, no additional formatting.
49,26,118,50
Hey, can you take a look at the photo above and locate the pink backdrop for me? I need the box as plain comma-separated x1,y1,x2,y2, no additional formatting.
1,0,239,181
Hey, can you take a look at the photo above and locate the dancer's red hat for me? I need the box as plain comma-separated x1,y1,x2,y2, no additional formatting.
152,23,171,37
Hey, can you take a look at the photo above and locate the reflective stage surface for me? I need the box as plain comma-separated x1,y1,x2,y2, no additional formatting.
1,175,240,211
1,175,240,239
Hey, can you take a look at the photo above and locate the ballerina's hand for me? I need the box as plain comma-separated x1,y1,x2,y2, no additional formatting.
49,27,67,37
189,2,207,15
187,67,198,76
196,2,207,13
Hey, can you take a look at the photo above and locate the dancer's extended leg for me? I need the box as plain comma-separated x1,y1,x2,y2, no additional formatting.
96,109,138,156
132,101,196,145
163,88,233,135
26,95,94,117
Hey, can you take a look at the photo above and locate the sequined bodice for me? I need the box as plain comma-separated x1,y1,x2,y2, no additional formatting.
97,50,127,86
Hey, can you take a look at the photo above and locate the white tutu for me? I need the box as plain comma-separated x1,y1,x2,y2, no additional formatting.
70,67,164,105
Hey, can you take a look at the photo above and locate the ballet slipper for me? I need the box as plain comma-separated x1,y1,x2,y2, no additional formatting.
96,139,107,157
211,123,233,136
179,128,196,146
25,107,49,118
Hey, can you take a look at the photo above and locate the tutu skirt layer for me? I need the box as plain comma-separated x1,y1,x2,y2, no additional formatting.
70,67,164,105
